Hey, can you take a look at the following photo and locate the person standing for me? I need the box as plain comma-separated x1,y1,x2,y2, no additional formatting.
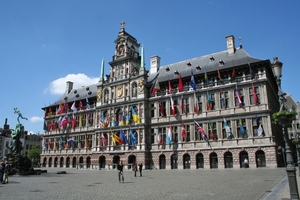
117,160,124,183
138,163,143,177
3,161,10,184
133,163,137,177
244,158,249,168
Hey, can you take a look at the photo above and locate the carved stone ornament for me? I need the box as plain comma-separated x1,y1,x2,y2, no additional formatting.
138,79,144,92
117,85,123,98
97,90,102,102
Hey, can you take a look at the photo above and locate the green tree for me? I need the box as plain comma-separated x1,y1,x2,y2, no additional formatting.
27,145,41,165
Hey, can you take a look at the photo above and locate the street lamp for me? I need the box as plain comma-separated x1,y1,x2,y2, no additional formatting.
272,57,299,199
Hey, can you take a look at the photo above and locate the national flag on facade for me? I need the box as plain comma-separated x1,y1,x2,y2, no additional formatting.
178,74,184,92
119,112,125,126
204,70,208,85
258,124,263,137
158,101,165,117
224,118,233,138
208,122,215,140
85,135,90,149
86,96,91,109
56,106,61,115
239,118,247,137
48,107,52,117
166,125,172,145
168,80,172,94
217,66,222,82
207,91,212,110
48,121,53,131
248,62,255,79
236,85,244,107
157,128,163,145
78,136,81,149
53,138,57,150
190,71,196,91
72,113,77,129
60,114,69,127
79,100,84,110
120,128,129,144
181,96,185,114
58,137,63,149
112,133,122,146
181,123,186,142
101,133,107,147
132,107,141,123
194,120,208,141
220,89,225,108
42,137,46,150
48,139,51,150
151,79,160,96
71,101,77,112
252,83,258,105
43,121,48,131
126,112,130,125
194,92,199,114
130,129,136,146
230,69,236,82
170,96,176,115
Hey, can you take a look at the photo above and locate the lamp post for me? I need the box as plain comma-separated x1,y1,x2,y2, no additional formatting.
272,57,299,199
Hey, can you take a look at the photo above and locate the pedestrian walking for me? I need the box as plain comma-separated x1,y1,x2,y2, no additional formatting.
117,160,124,183
133,163,137,177
0,161,4,184
3,161,10,184
138,163,143,177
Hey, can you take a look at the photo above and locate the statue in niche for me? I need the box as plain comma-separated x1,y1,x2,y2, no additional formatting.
104,90,109,103
138,79,144,92
132,83,137,97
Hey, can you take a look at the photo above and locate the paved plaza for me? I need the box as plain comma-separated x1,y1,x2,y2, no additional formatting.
0,167,291,200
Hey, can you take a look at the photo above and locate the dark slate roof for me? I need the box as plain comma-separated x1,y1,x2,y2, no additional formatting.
48,83,98,108
147,48,266,84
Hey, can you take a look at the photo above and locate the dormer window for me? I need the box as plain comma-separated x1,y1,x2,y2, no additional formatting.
118,45,125,56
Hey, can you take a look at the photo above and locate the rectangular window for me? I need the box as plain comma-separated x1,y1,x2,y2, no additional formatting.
151,128,155,144
208,122,217,140
211,93,215,110
186,125,190,142
173,126,178,143
220,91,229,109
249,86,260,105
151,103,155,118
198,95,202,113
184,97,189,114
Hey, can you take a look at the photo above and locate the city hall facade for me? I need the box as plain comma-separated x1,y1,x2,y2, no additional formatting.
40,24,284,170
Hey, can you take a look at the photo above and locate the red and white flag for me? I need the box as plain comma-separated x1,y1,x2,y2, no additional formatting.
170,96,176,115
193,92,199,114
181,123,186,142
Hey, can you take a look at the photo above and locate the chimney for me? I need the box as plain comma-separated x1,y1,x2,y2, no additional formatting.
150,55,161,74
3,118,9,130
66,81,74,94
226,35,235,54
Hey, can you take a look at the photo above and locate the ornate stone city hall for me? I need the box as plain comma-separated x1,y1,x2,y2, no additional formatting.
40,23,285,170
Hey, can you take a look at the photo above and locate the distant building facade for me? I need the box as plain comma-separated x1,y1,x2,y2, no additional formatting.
40,24,286,170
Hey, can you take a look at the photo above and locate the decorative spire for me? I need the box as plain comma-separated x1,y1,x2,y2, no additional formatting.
99,59,105,82
140,46,145,70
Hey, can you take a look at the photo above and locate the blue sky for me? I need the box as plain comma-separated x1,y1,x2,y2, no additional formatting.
0,1,299,134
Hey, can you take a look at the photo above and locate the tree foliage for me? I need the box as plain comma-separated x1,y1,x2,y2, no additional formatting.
27,145,41,164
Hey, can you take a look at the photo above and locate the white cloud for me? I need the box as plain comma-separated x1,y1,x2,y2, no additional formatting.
47,73,99,95
30,116,44,123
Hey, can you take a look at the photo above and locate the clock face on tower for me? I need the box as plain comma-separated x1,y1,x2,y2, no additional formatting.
117,86,123,98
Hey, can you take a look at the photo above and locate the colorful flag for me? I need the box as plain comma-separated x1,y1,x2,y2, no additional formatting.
57,116,62,128
48,139,51,150
60,114,69,127
58,137,63,149
71,102,77,112
181,123,186,142
53,138,57,150
43,121,48,131
224,118,233,138
168,80,172,94
207,91,212,110
157,128,162,145
217,66,222,82
158,101,165,117
236,85,244,107
85,135,90,149
42,137,46,149
208,122,215,140
72,113,77,129
56,106,61,115
119,112,125,126
132,107,141,123
194,92,199,114
78,136,81,149
166,125,172,145
248,62,255,79
230,69,236,82
170,96,176,115
48,121,52,131
120,128,129,144
130,129,136,145
151,79,160,96
79,113,82,127
220,89,225,108
194,120,208,141
86,96,91,109
178,74,184,92
190,71,196,91
126,112,130,125
48,107,52,117
101,133,107,147
252,83,258,105
204,69,208,85
258,124,263,137
79,100,84,110
181,96,185,114
239,118,246,137
112,133,122,145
